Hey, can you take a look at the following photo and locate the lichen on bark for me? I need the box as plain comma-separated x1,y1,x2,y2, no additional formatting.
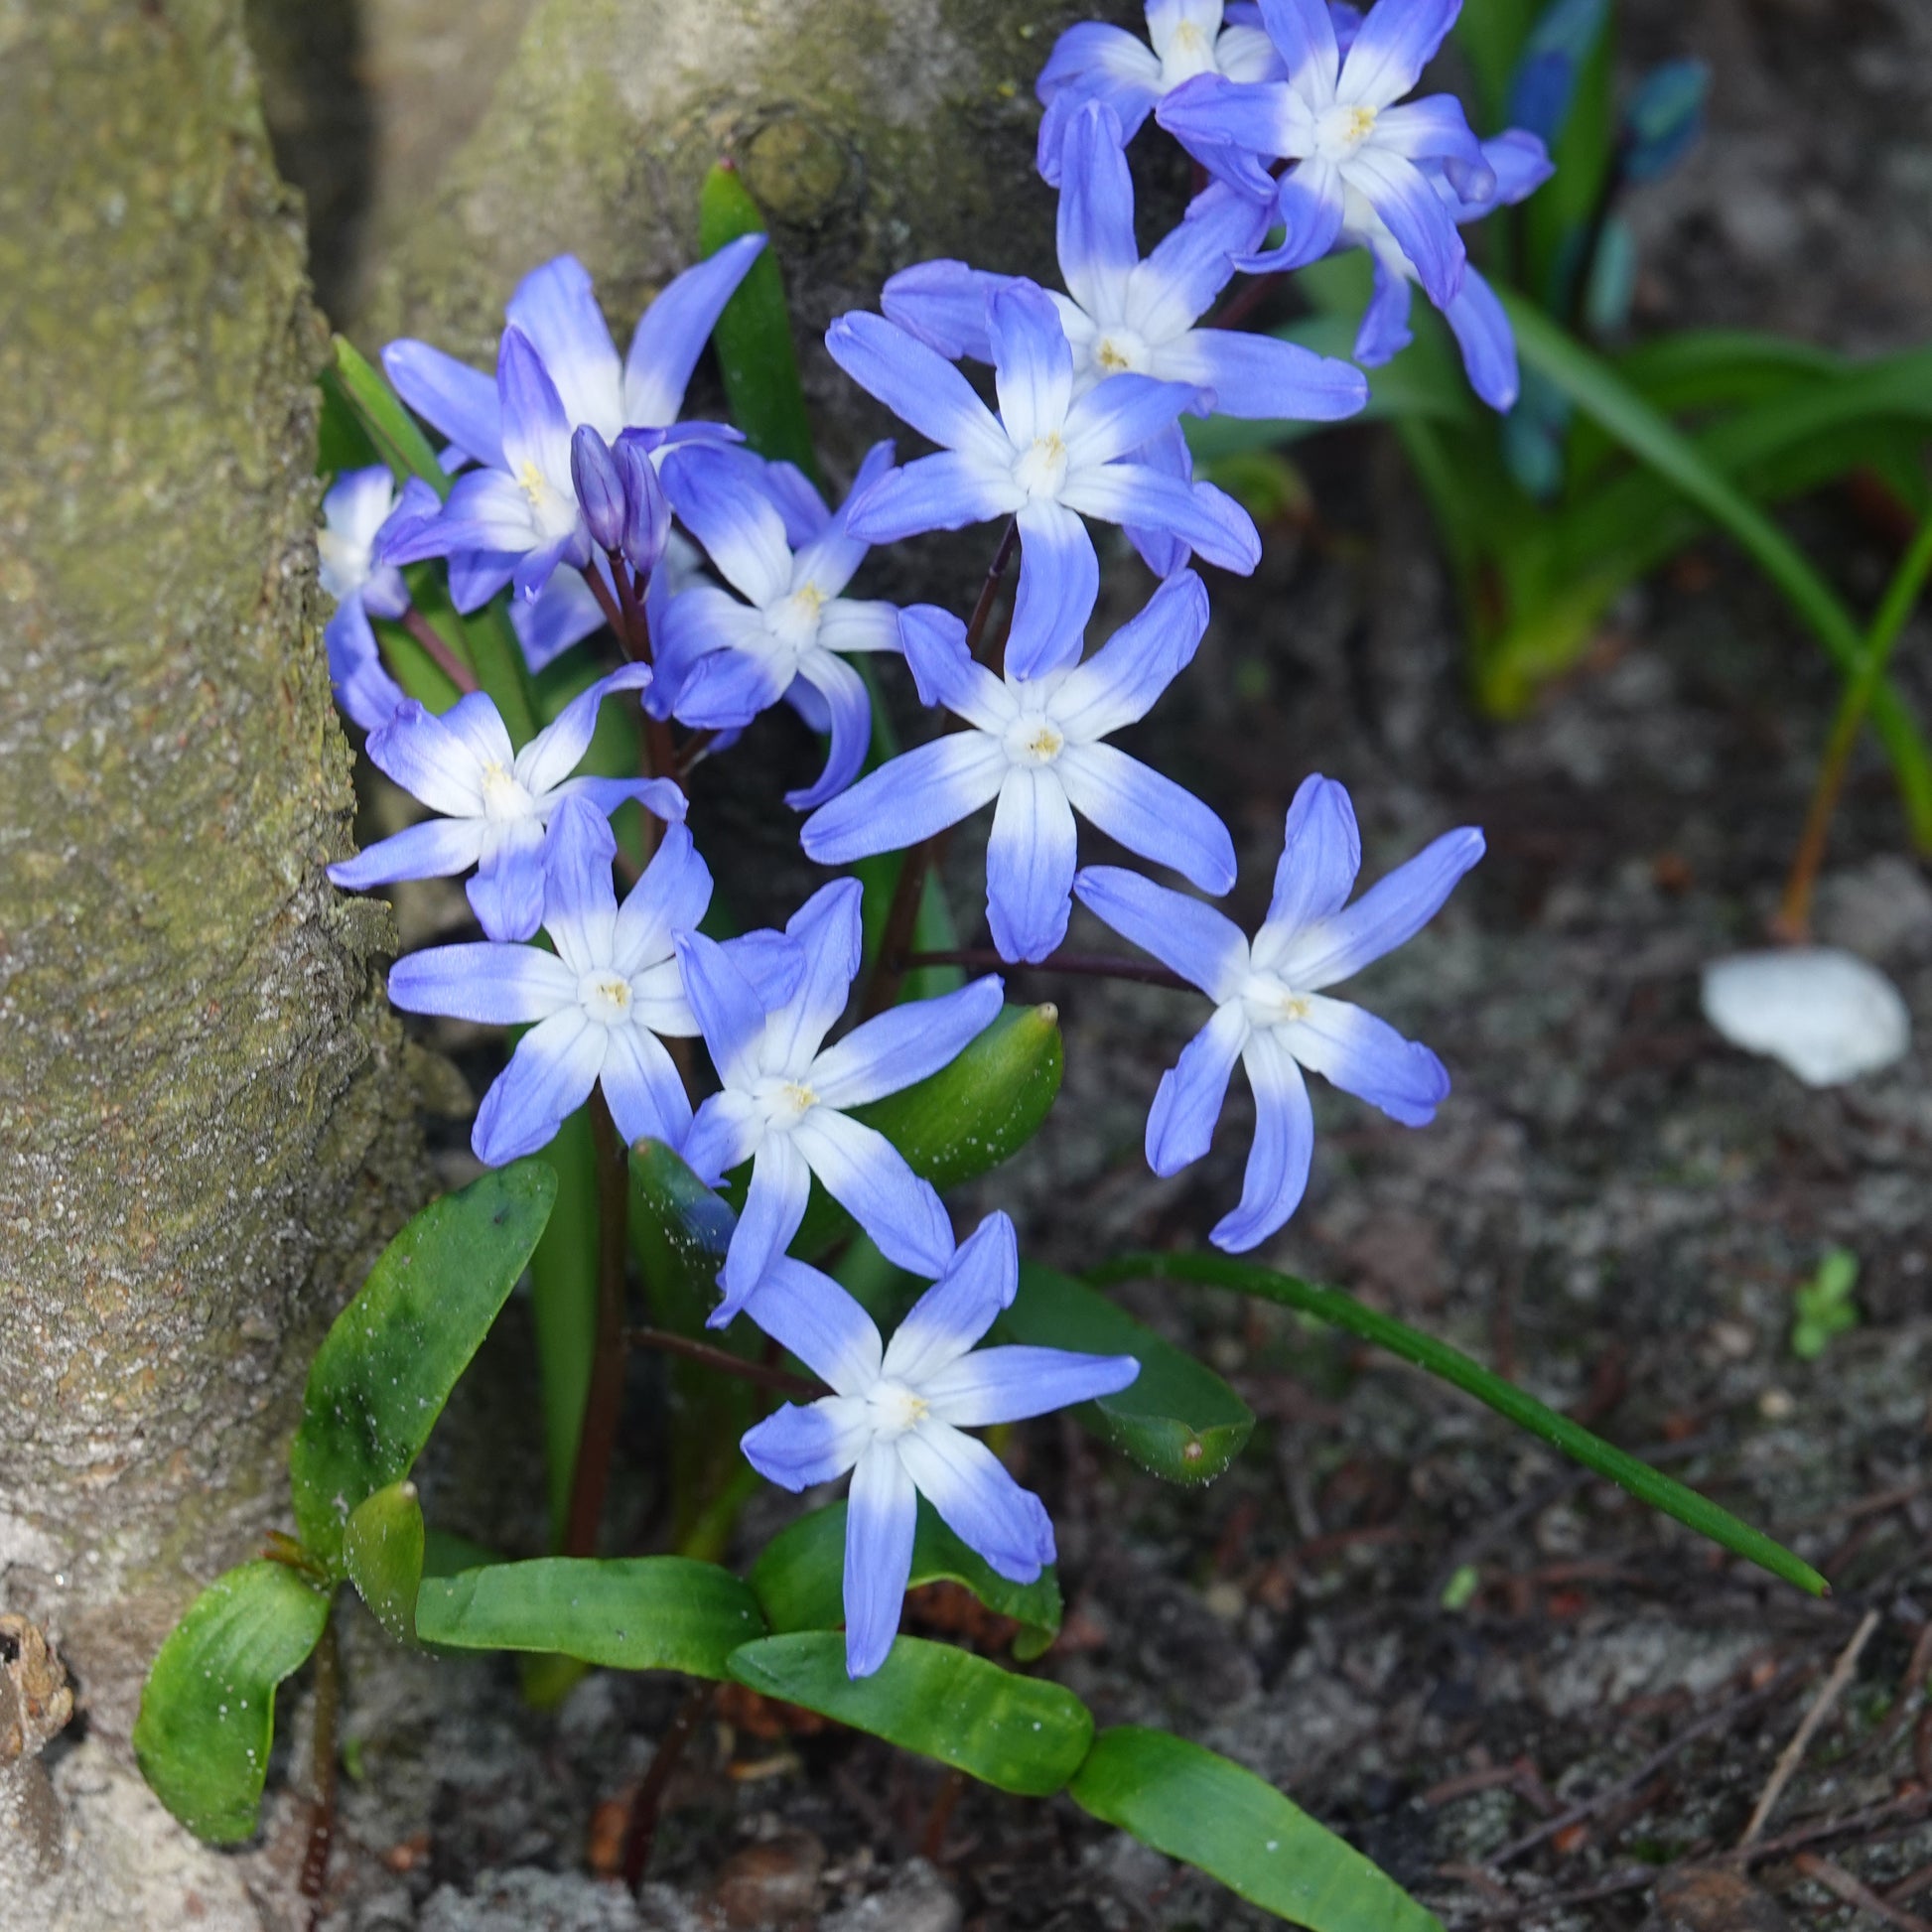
0,0,423,1741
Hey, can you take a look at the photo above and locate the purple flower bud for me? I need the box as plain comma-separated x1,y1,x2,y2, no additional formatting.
615,429,670,574
571,425,625,553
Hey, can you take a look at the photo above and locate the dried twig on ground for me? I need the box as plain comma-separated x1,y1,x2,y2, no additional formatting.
1794,1852,1932,1932
1739,1608,1881,1847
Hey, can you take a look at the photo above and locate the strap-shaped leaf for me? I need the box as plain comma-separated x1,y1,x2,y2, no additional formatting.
786,1003,1063,1258
728,1633,1092,1795
343,1481,425,1647
331,335,449,495
751,1499,1062,1660
994,1265,1253,1484
133,1561,331,1844
414,1557,764,1678
699,162,817,480
526,1105,603,1547
290,1161,557,1570
1070,1726,1442,1932
1097,1252,1827,1596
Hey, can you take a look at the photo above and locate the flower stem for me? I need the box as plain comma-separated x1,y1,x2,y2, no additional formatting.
581,561,682,846
399,608,480,694
621,1682,714,1891
622,1324,824,1400
299,1610,340,1932
860,521,1019,1018
1776,505,1932,939
902,946,1190,992
562,1090,630,1558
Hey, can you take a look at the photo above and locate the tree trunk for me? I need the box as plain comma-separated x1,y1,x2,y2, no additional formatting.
0,0,423,1916
351,0,1132,465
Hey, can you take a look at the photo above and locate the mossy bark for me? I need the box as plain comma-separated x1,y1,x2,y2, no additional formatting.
354,0,1143,466
0,0,423,1748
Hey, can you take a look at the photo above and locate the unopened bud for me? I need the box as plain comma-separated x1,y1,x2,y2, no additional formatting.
615,429,670,574
571,425,625,553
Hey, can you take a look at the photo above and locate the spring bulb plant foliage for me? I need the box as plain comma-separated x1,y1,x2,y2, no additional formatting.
136,0,1832,1920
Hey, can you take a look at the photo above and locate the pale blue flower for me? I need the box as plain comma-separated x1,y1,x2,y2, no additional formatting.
387,798,711,1163
327,665,684,941
738,1211,1139,1676
1156,0,1492,300
319,467,436,731
827,283,1258,681
653,440,903,809
1074,773,1482,1250
803,572,1233,964
676,880,1005,1323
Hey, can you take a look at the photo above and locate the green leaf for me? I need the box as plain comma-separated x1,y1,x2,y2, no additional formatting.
317,364,380,475
330,336,450,496
289,1162,557,1571
1069,1726,1442,1932
728,1632,1093,1795
751,1498,1062,1659
1502,294,1932,845
1098,1251,1827,1596
995,1265,1253,1485
699,163,816,480
787,1003,1063,1258
343,1481,425,1647
527,1106,602,1547
414,1557,765,1678
133,1562,332,1844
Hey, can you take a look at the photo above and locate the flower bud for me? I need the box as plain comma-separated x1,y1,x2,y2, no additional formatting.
615,429,670,574
571,425,625,553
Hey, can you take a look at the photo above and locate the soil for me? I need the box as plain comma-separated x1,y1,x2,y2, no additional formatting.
235,0,1932,1926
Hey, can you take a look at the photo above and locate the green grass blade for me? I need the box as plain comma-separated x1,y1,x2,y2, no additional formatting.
1094,1251,1826,1597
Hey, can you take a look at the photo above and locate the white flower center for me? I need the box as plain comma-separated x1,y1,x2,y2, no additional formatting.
517,458,582,542
865,1378,930,1442
1003,711,1065,767
478,760,536,823
1239,969,1311,1031
578,971,633,1026
1012,432,1069,500
752,1074,818,1133
1315,103,1379,162
1159,18,1218,86
1090,327,1152,376
765,582,826,654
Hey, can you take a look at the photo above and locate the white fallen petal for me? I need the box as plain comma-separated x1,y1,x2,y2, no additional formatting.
1701,947,1911,1088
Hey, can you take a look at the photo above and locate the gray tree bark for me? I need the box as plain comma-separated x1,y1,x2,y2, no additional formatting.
0,1,423,1912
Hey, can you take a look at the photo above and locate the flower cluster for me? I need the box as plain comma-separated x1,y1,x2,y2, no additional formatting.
321,0,1512,1676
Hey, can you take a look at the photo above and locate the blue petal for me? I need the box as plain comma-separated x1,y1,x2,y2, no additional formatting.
468,816,549,941
674,930,773,1090
381,470,534,565
365,700,487,814
1120,422,1195,580
1057,743,1235,894
717,1133,812,1321
1256,0,1340,98
505,254,622,436
1129,183,1271,340
896,1424,1053,1583
785,651,873,812
328,814,484,891
1353,252,1416,367
1147,1001,1249,1173
742,1395,874,1491
621,233,766,427
987,282,1074,449
474,1010,605,1165
324,600,404,734
1057,463,1260,572
842,452,1016,545
1071,863,1249,998
809,975,1006,1109
1156,328,1367,421
1282,825,1484,989
1157,75,1297,176
737,1256,885,1394
1051,570,1208,740
1061,372,1205,468
794,438,898,597
534,795,619,969
1335,0,1457,108
1209,1034,1315,1251
1056,100,1140,322
897,604,1010,723
843,1446,918,1678
791,1109,955,1278
672,638,791,730
1283,993,1449,1126
388,939,576,1025
661,444,795,606
881,260,1003,362
767,879,865,1075
1345,148,1465,306
825,312,1011,467
680,1087,763,1189
1238,157,1345,273
516,663,654,796
496,326,576,500
511,565,609,672
1007,499,1098,681
801,733,1007,865
381,341,504,471
882,1211,1019,1384
919,1345,1140,1427
611,821,712,973
447,547,519,613
986,770,1078,964
599,1025,695,1149
1443,266,1520,411
1035,29,1163,184
1267,772,1361,935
